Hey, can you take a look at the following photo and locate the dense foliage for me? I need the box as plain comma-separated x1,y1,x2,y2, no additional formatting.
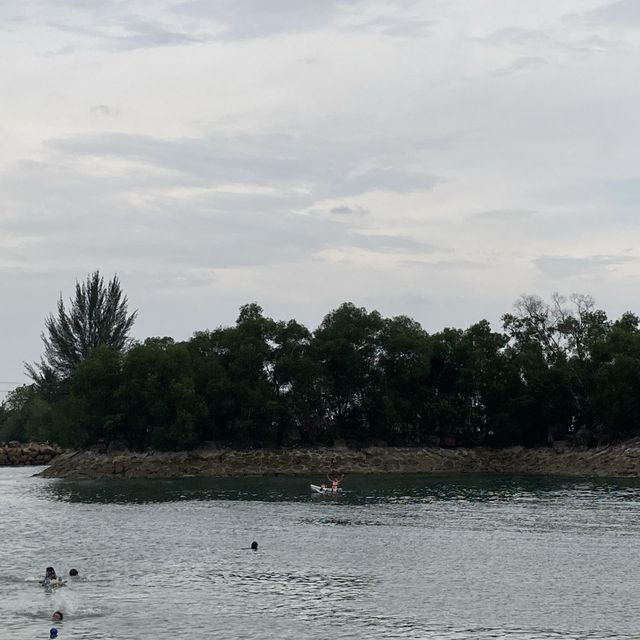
3,294,640,450
25,271,137,390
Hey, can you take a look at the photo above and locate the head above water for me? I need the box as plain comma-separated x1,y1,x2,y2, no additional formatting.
69,568,78,577
45,567,57,579
52,611,63,621
251,541,258,550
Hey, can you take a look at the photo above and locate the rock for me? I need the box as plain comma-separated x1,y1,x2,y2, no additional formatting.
28,439,640,479
107,440,129,454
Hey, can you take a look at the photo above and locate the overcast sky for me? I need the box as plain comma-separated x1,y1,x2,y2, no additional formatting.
1,0,639,394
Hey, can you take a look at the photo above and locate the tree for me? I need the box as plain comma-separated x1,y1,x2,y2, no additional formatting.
368,315,432,444
118,339,202,450
26,271,137,386
0,385,51,442
312,303,384,439
503,293,611,434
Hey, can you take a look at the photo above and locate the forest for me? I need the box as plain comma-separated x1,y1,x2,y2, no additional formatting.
2,272,639,450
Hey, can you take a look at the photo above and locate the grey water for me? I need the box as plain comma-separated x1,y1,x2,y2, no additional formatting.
2,468,640,640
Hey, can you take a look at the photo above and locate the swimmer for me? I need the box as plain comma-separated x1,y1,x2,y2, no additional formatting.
251,541,258,551
42,567,57,583
52,611,63,622
69,568,79,578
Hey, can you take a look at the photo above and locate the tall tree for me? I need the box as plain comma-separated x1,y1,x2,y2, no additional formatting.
26,271,137,386
312,303,384,439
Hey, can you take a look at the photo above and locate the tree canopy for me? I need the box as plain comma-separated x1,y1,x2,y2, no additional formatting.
4,292,640,450
26,271,137,388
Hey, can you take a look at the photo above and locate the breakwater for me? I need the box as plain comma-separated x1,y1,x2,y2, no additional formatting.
0,442,62,466
37,440,640,479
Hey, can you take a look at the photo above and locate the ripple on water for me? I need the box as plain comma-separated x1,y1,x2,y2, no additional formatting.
2,468,640,639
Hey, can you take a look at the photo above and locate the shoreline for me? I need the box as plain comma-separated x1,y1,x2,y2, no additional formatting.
36,441,640,479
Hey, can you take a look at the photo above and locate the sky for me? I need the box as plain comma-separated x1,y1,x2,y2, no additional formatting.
1,0,640,395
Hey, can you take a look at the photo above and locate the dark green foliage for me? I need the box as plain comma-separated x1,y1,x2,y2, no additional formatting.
4,291,640,450
26,271,137,386
313,303,383,440
0,385,50,442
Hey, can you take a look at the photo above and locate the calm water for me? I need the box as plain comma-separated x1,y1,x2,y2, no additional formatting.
2,468,640,640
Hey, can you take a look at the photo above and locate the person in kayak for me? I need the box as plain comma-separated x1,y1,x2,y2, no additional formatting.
327,475,344,491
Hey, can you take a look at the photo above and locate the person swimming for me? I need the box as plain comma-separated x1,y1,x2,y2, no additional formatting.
69,568,79,577
52,611,63,621
251,541,258,551
41,567,58,588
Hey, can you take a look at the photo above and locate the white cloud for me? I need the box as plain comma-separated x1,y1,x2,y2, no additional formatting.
1,0,640,385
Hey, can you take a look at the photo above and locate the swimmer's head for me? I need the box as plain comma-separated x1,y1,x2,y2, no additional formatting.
45,567,57,579
52,611,63,622
251,541,258,550
50,628,58,639
69,568,78,577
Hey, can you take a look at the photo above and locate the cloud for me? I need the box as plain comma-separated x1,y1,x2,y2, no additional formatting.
491,56,548,77
3,0,640,383
50,130,443,198
346,14,432,38
90,104,119,117
578,0,640,27
330,205,369,216
0,124,443,276
348,232,437,254
1,0,435,53
1,1,211,52
400,293,430,306
48,16,207,51
534,255,639,278
401,258,490,271
177,0,353,40
470,209,538,222
482,23,617,57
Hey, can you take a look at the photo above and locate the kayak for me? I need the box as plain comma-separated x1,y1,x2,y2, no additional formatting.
310,484,342,494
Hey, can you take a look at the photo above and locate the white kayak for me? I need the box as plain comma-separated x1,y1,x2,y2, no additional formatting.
310,484,343,495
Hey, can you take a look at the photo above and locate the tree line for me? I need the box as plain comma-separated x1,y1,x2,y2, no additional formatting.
2,272,640,450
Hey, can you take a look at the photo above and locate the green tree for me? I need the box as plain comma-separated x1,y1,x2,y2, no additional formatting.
26,271,137,387
270,319,320,444
0,385,51,442
592,313,640,438
312,303,384,440
369,315,432,444
118,339,202,450
69,346,124,443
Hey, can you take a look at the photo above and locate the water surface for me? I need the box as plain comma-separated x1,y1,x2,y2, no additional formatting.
2,467,639,639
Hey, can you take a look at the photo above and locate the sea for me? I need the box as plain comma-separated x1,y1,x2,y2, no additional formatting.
1,466,639,640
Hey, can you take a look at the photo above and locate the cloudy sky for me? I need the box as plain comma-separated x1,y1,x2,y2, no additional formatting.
1,0,639,393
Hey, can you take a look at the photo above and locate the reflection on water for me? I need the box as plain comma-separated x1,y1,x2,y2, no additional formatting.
2,467,640,640
38,472,640,505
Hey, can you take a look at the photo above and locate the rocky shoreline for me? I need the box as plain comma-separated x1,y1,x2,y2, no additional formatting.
0,442,63,466
36,440,640,479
